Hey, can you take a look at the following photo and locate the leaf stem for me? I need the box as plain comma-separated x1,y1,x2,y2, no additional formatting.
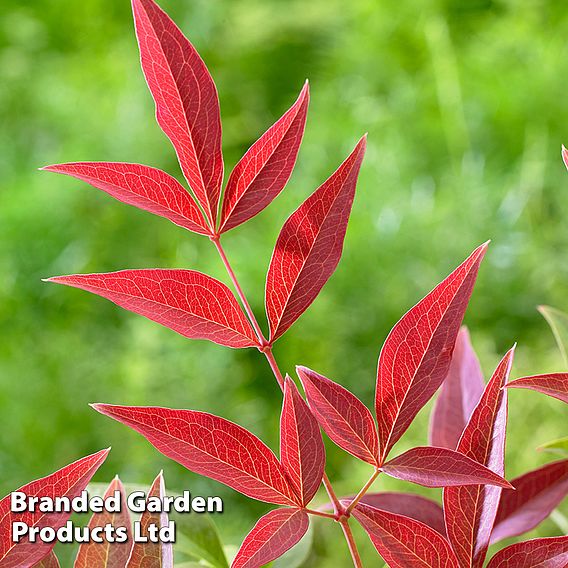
322,472,344,517
305,508,336,520
345,469,380,514
339,518,363,568
263,347,285,391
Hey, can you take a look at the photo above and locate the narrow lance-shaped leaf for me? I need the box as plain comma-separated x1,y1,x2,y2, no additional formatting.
46,270,259,349
443,347,515,568
0,449,109,568
486,536,568,568
429,326,485,449
220,83,309,233
32,552,60,568
232,508,309,568
491,459,568,544
280,376,325,506
539,436,568,456
506,373,568,404
562,145,568,170
538,305,568,367
296,366,379,466
74,477,132,568
93,405,300,506
376,242,488,463
265,136,367,342
132,0,223,224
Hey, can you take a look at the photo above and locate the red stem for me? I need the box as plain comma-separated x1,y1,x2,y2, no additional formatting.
340,518,364,568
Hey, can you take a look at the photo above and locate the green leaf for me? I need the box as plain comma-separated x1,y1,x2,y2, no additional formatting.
271,521,314,568
538,305,568,367
538,436,568,455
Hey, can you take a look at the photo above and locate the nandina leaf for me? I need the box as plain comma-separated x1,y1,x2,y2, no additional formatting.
563,145,568,170
132,0,223,224
491,459,568,543
32,552,60,568
42,163,210,235
506,373,568,404
296,366,379,466
352,502,459,567
232,508,309,568
429,326,485,449
126,472,173,568
280,376,325,506
74,476,132,568
381,446,512,489
265,136,367,342
538,305,568,367
46,270,259,349
0,449,109,568
443,347,515,568
486,536,568,568
219,83,309,233
375,243,488,463
92,404,300,506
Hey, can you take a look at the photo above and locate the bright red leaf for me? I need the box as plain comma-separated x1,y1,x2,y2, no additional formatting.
376,243,488,463
444,347,514,568
232,508,309,568
46,270,259,349
32,552,60,568
0,449,109,568
220,83,309,233
486,536,568,568
296,366,379,466
93,404,300,506
506,373,568,404
265,136,366,342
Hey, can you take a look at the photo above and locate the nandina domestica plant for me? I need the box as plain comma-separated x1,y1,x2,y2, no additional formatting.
35,0,568,566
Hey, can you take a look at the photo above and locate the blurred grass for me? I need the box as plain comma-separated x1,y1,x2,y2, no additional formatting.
1,0,568,565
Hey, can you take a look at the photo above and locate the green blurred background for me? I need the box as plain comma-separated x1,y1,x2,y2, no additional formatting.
1,0,568,565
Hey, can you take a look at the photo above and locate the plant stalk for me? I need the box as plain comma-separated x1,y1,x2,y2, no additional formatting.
345,469,380,514
339,518,364,568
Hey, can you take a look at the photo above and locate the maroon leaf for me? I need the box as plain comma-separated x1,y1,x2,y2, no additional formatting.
376,243,488,463
0,449,109,568
296,366,379,466
32,552,60,568
486,536,568,568
265,136,366,342
232,508,309,568
491,459,568,543
382,446,512,489
280,376,325,506
46,270,259,349
506,373,568,404
220,83,309,233
42,163,210,235
132,0,223,224
429,326,485,449
352,502,459,567
93,404,300,506
444,347,515,568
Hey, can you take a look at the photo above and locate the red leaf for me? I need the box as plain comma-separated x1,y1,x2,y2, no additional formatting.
563,145,568,170
352,503,459,568
74,477,132,568
429,326,485,449
486,536,568,568
32,552,60,568
375,243,488,463
382,446,512,488
232,508,309,568
132,0,223,225
46,270,259,349
491,459,568,543
0,449,109,568
296,366,379,466
126,472,173,568
443,347,515,568
93,404,299,506
280,377,325,506
265,136,366,342
506,373,568,404
220,83,309,233
42,163,209,235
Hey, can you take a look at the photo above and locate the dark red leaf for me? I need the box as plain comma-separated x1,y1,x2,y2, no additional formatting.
296,366,378,466
376,243,488,463
32,552,60,568
132,0,223,225
491,459,568,543
352,502,459,567
486,536,568,568
92,404,299,506
0,449,109,568
46,270,259,349
444,347,515,568
265,136,366,342
220,83,309,233
429,326,485,449
382,446,512,489
280,376,325,506
506,373,568,404
232,508,309,568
